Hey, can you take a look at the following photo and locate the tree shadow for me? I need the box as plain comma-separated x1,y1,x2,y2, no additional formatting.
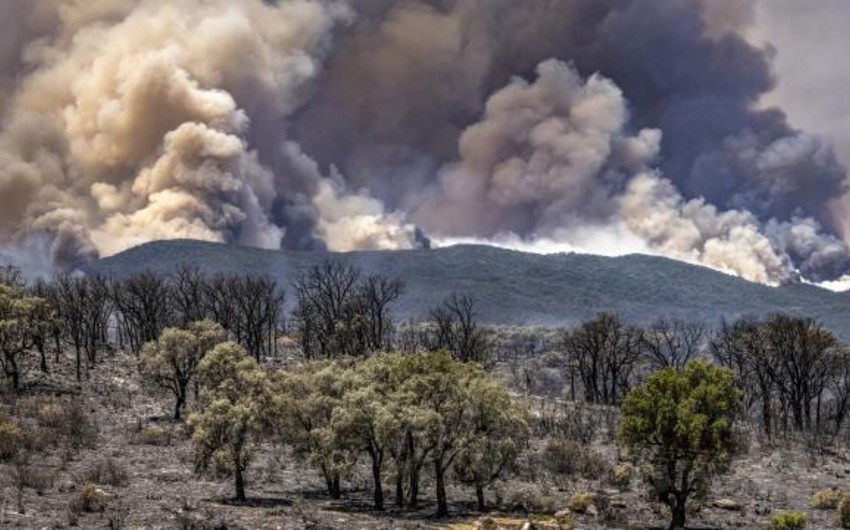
214,497,293,508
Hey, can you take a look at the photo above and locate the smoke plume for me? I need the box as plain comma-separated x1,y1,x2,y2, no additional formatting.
0,0,420,268
0,0,847,285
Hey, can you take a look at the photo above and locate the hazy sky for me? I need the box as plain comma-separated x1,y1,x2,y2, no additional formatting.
755,0,850,169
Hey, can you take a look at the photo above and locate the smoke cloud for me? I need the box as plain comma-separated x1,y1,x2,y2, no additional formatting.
0,0,420,268
0,0,847,285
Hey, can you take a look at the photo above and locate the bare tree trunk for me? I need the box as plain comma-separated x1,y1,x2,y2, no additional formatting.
435,459,448,517
476,484,486,512
234,464,246,502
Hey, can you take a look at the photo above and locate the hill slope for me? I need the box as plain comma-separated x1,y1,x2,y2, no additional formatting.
85,240,850,338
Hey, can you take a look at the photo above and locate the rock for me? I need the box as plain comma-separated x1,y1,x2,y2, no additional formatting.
712,498,742,511
520,522,535,530
555,509,571,518
586,504,599,517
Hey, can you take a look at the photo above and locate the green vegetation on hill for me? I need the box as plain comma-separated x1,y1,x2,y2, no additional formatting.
86,240,850,339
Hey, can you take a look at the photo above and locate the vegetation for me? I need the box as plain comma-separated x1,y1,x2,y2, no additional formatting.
274,351,527,515
839,492,850,528
768,512,807,530
187,342,273,501
620,361,741,530
139,320,227,419
562,313,641,405
3,257,850,527
810,488,841,509
0,268,52,390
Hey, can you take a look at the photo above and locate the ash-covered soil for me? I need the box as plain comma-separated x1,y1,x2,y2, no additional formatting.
2,351,849,529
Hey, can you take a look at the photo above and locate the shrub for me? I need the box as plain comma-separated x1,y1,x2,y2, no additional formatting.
506,484,557,514
69,483,109,514
136,425,172,446
14,463,54,494
542,438,610,481
0,416,26,460
567,492,597,514
610,463,634,490
544,438,583,476
768,512,807,530
581,450,611,481
84,458,129,487
810,488,841,510
839,492,850,529
37,400,98,456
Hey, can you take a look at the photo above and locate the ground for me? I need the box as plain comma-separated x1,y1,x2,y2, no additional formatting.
2,351,849,529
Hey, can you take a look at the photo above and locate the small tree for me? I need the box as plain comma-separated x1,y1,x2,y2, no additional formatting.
454,375,529,511
272,361,355,500
619,360,741,530
187,342,271,501
0,274,51,391
427,294,490,363
563,313,642,405
139,320,227,420
330,356,402,511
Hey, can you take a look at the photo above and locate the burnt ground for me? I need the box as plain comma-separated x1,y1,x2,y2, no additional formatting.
2,351,850,529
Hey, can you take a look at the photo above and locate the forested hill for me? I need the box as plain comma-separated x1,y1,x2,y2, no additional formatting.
85,239,850,339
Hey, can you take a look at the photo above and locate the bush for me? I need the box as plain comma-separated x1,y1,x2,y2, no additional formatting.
542,438,611,481
810,488,841,510
14,463,54,494
610,463,634,490
506,484,558,514
36,400,98,456
69,483,109,514
567,492,597,514
768,512,807,530
839,492,850,528
0,416,26,460
544,438,583,476
136,425,172,446
83,458,128,487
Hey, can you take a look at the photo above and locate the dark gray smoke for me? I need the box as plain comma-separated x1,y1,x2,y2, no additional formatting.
296,0,845,222
0,0,847,284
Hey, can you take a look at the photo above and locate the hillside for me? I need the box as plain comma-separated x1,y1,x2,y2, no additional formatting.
85,239,850,338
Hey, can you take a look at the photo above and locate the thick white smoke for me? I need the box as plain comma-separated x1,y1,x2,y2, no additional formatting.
0,0,419,268
0,0,847,287
419,60,847,284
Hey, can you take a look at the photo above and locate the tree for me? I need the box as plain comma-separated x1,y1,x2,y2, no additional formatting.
563,313,642,405
292,261,403,359
171,264,208,327
641,318,705,370
272,361,355,499
0,275,50,391
55,274,112,381
427,294,490,363
391,350,505,517
139,320,228,420
620,360,741,530
356,274,403,352
111,272,173,353
762,314,838,432
454,375,529,512
330,356,401,510
187,342,272,501
710,315,846,438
